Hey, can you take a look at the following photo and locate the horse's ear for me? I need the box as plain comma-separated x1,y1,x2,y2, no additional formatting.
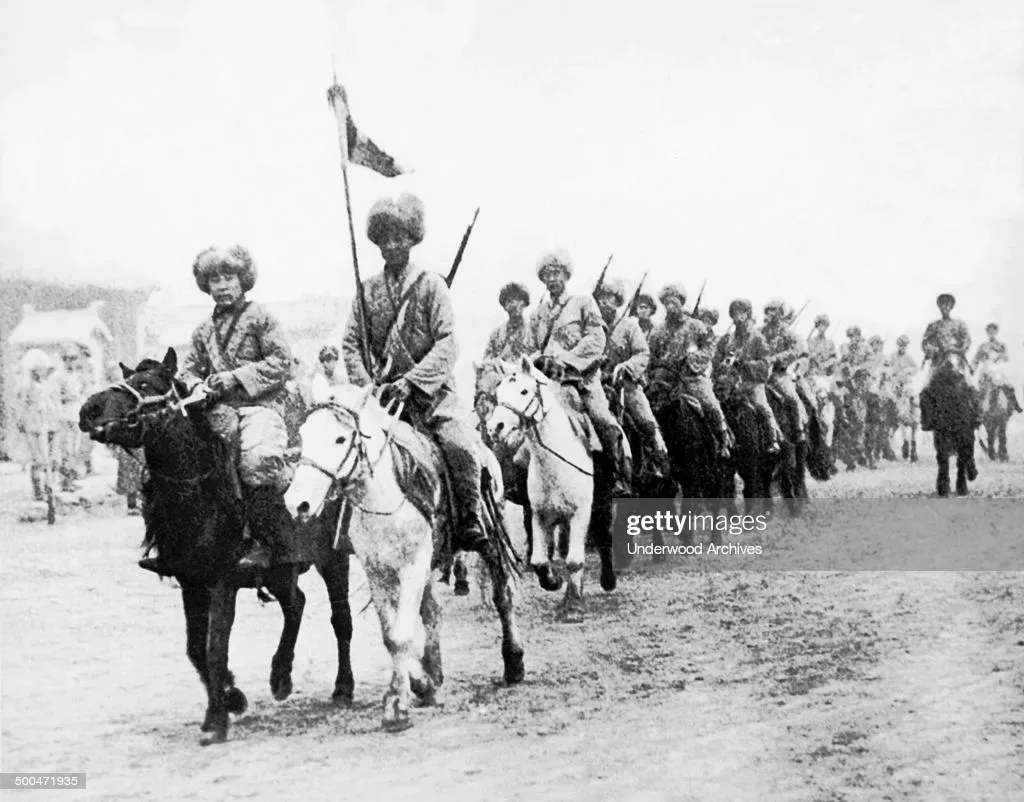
162,348,178,375
119,362,134,380
520,355,533,374
471,360,481,374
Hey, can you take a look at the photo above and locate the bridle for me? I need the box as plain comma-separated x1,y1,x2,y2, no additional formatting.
494,373,593,476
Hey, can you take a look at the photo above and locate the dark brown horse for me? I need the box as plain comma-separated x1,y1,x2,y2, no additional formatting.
78,349,355,745
921,366,978,497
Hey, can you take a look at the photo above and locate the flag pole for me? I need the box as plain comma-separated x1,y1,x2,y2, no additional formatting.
327,78,377,383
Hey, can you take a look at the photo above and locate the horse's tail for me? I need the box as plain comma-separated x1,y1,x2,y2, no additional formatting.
481,471,523,582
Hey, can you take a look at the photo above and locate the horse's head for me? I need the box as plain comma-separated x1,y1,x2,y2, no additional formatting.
78,348,185,448
284,384,378,523
473,358,513,425
485,356,549,445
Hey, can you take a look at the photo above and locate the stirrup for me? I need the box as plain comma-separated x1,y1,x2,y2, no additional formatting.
238,542,271,569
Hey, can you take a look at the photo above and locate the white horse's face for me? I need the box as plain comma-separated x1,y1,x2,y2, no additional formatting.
285,405,363,522
486,370,543,445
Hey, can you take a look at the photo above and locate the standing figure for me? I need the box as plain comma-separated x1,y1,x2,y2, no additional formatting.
139,244,296,574
51,344,86,491
342,193,488,548
16,349,58,501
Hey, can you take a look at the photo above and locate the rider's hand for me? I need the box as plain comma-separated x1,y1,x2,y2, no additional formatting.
611,363,631,385
207,371,238,394
379,378,411,408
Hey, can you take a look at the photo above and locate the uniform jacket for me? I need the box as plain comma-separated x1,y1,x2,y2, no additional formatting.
343,265,461,418
885,351,918,393
648,315,715,384
972,339,1009,369
51,369,85,423
838,340,872,377
921,318,971,368
528,293,606,376
807,333,838,376
713,328,773,385
18,379,59,433
483,319,533,362
603,315,650,383
761,323,807,373
181,300,293,416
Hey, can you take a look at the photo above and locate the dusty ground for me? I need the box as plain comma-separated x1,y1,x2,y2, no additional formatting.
2,432,1024,801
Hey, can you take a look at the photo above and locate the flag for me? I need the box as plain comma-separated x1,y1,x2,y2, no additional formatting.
327,84,408,177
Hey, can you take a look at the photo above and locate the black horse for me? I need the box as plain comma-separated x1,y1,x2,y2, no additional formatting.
78,350,355,745
921,366,978,497
719,392,780,513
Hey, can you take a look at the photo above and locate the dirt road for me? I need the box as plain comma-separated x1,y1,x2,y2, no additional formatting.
2,446,1023,801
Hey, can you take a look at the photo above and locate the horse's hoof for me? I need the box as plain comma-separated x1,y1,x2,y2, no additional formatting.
503,651,526,685
453,579,471,596
271,676,292,702
967,463,978,481
600,568,617,592
381,702,413,733
199,727,228,746
535,566,563,592
225,687,248,715
410,676,436,705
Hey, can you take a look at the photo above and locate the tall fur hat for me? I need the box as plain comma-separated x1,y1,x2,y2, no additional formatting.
896,334,910,347
658,283,687,305
193,245,257,294
846,325,861,338
764,297,786,315
814,313,830,328
936,293,955,307
536,249,573,279
635,293,656,312
498,282,531,308
595,276,626,306
728,298,752,317
366,193,426,247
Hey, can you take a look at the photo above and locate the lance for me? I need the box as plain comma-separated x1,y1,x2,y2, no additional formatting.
624,271,650,318
789,299,812,327
445,207,480,288
691,279,708,317
327,76,378,383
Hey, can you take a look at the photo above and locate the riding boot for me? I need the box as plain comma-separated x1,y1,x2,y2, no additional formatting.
649,430,670,478
715,426,733,460
919,388,933,432
239,486,294,569
1008,386,1024,414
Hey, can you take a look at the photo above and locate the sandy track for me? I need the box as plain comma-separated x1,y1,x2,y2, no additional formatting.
2,450,1024,800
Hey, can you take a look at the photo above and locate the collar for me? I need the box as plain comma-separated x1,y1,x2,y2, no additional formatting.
384,263,423,296
212,298,248,319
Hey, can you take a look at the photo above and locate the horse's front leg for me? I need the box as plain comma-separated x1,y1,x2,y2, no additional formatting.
935,433,951,497
557,509,589,624
200,578,239,746
530,510,562,592
264,564,304,702
317,551,354,705
182,584,212,728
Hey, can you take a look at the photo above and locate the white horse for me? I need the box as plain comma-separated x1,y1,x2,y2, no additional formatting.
485,356,596,623
284,384,524,731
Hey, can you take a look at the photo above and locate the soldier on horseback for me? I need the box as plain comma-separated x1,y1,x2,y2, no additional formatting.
920,293,979,431
648,284,732,459
340,193,488,550
594,276,670,476
140,245,295,573
712,298,784,454
483,282,533,362
807,314,838,377
761,298,809,445
634,293,657,341
972,323,1023,415
528,249,633,496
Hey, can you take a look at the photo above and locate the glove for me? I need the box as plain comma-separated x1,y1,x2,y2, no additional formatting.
379,378,411,408
533,355,565,378
207,371,239,394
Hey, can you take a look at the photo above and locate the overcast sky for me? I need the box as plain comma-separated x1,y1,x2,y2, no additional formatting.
2,0,1023,388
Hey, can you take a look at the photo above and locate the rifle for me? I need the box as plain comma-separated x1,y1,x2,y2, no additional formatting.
591,253,615,299
624,272,650,318
788,299,811,327
444,207,480,288
690,279,707,317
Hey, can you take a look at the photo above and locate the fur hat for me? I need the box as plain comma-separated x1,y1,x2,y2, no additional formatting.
896,335,910,347
846,325,862,338
595,277,626,306
22,348,53,376
319,345,339,362
869,335,884,348
658,283,687,305
697,308,719,327
536,249,573,279
814,313,830,328
728,298,752,317
936,293,955,307
193,245,257,294
635,293,656,312
986,322,999,332
764,297,786,315
366,193,426,247
498,282,531,308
